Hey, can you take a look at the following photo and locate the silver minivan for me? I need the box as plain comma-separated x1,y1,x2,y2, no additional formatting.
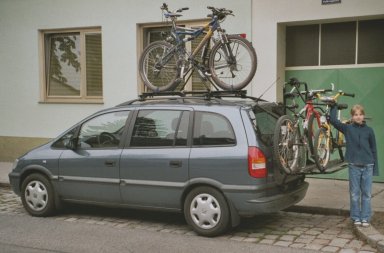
9,93,308,236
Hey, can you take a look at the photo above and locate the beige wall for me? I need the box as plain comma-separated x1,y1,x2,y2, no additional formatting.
0,136,51,161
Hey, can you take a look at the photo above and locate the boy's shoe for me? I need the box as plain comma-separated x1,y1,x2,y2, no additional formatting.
361,220,370,227
353,220,362,226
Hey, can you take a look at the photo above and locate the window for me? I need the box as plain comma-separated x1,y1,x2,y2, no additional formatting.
40,28,102,103
286,25,319,67
321,22,356,65
52,128,78,149
286,19,384,67
77,111,130,149
193,112,236,146
358,19,384,64
130,110,190,147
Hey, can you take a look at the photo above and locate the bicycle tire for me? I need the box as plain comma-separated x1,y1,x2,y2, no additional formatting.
209,35,257,91
307,112,322,156
139,41,181,92
273,115,303,174
313,127,331,172
335,129,346,161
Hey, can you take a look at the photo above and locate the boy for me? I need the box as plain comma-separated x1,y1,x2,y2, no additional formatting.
330,104,379,227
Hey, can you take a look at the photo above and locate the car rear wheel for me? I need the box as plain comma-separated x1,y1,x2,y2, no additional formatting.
21,173,55,217
184,186,230,237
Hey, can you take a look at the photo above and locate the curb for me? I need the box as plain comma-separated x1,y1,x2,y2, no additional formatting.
289,205,384,253
354,225,384,253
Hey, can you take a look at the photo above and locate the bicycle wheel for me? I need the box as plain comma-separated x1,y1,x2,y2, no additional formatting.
273,115,305,174
313,127,331,172
307,112,322,156
335,129,346,161
208,35,257,91
139,41,181,92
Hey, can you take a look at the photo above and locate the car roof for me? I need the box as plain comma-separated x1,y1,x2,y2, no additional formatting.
114,90,277,109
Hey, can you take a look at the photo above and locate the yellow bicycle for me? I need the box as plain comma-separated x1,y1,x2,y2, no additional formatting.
314,91,355,172
139,3,257,92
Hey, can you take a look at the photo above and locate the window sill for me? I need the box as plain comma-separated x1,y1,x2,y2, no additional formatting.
39,98,104,104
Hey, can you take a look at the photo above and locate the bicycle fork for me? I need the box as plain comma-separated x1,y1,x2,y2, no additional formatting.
217,30,237,77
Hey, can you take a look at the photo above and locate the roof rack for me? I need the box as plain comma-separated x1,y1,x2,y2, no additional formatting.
116,90,267,107
139,90,248,99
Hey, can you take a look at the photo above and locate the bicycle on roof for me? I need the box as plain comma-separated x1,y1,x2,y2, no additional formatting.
138,3,257,93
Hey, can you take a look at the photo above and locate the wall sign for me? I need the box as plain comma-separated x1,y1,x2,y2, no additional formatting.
322,0,341,4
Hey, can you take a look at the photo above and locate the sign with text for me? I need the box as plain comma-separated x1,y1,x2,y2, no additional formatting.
322,0,341,4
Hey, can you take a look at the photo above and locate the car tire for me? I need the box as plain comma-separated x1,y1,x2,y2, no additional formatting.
184,186,230,237
21,173,56,217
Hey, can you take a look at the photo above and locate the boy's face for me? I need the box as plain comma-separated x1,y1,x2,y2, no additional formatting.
352,110,365,124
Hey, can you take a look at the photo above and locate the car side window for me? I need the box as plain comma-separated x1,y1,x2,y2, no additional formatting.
193,112,236,146
130,110,189,147
52,127,78,149
77,111,130,149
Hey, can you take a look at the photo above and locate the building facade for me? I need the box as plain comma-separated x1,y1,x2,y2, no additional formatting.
1,0,383,181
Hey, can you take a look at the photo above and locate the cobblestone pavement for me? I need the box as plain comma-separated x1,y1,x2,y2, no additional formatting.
0,187,377,253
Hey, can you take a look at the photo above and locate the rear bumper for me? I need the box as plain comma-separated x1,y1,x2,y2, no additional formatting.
228,181,309,217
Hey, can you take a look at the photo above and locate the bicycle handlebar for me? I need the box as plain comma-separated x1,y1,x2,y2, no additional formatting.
318,91,355,104
207,6,234,20
161,3,189,14
340,92,355,98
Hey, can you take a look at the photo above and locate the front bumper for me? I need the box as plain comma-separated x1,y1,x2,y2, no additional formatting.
8,171,21,196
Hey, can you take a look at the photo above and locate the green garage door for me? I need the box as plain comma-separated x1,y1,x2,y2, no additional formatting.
286,67,384,182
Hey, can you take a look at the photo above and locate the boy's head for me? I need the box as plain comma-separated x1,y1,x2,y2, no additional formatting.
351,104,365,124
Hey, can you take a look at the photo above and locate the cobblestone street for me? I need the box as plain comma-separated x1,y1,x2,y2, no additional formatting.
0,186,377,253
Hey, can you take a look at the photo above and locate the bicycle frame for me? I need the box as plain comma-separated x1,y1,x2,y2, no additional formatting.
163,11,235,86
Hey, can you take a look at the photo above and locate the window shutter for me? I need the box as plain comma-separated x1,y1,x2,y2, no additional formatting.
86,33,103,96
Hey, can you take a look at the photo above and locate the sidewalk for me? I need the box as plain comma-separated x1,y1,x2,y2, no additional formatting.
1,161,384,252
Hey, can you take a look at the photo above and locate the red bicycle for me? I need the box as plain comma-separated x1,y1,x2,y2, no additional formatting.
284,78,333,157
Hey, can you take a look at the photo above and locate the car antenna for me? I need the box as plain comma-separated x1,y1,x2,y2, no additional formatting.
256,77,280,102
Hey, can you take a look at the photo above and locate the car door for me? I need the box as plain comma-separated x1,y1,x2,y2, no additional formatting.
58,110,131,203
120,108,191,209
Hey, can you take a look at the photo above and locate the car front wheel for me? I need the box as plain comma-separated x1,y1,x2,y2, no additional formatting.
21,173,55,216
184,186,230,237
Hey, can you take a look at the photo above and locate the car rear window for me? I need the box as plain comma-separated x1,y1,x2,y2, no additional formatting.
251,106,280,146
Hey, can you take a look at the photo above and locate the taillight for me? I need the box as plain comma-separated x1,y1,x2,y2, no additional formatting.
239,33,246,39
248,147,267,178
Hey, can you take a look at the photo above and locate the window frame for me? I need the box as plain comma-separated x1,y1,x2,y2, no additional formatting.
285,19,384,70
39,27,103,104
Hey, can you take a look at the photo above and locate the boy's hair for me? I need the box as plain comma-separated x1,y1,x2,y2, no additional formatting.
351,104,365,116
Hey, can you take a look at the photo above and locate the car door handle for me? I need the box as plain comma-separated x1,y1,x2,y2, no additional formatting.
105,160,116,167
169,160,182,168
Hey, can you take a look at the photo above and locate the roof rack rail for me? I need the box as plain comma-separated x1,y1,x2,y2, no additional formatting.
116,90,267,107
139,90,248,100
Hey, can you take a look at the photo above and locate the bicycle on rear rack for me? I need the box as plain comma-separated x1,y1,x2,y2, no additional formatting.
138,3,257,92
313,91,355,172
283,78,333,157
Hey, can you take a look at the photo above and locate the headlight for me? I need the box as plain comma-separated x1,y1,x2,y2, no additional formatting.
11,158,19,170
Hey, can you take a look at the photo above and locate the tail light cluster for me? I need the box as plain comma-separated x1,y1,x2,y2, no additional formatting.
248,147,267,178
